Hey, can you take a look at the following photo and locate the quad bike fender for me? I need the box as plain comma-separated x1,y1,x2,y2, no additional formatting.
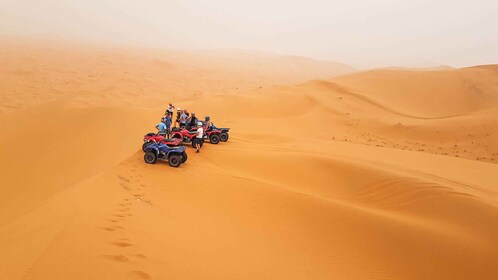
145,146,159,155
166,146,186,158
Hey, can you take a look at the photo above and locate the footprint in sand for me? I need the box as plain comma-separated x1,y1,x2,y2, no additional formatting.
133,253,147,259
110,241,133,247
120,183,131,190
128,270,151,280
118,175,132,183
100,226,119,232
102,254,130,263
100,225,124,232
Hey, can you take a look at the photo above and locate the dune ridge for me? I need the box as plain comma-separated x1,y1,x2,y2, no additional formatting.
1,41,498,279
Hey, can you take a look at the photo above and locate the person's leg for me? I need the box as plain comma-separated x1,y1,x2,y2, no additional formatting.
195,138,200,153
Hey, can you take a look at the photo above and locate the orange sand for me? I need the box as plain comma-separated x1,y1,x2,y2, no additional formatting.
1,39,497,279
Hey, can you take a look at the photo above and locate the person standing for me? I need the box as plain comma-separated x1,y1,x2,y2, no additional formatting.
193,121,204,153
187,112,198,130
164,114,172,138
165,103,175,116
179,110,187,128
175,108,181,127
155,119,167,135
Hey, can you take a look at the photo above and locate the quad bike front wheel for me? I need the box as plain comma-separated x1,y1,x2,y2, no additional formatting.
210,134,220,144
144,151,157,164
142,141,153,152
220,132,229,142
168,154,182,167
181,152,188,163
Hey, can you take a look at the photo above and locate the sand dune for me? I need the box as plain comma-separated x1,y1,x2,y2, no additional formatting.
0,38,354,113
1,41,498,279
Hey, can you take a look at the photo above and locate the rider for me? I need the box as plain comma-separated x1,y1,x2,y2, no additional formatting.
155,119,167,136
205,116,219,130
205,116,212,131
187,112,198,130
193,121,204,153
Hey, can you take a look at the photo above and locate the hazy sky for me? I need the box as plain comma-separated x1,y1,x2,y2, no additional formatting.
1,0,497,68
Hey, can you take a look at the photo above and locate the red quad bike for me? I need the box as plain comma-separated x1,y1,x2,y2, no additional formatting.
200,121,230,142
142,133,182,152
170,127,221,147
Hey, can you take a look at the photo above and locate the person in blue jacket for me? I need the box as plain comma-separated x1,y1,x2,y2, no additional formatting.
162,114,172,138
155,119,167,137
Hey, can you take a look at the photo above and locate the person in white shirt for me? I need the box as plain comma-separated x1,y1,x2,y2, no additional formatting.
193,122,204,153
179,110,188,128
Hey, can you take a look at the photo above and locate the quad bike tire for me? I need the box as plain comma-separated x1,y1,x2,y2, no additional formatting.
210,134,220,144
142,141,153,152
220,132,229,142
181,152,188,163
144,151,157,164
168,154,182,167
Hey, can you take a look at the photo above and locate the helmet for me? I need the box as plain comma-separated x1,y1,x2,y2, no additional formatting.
197,122,203,126
205,116,210,121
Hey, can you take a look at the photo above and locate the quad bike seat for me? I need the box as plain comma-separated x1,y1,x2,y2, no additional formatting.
146,132,156,136
172,127,181,132
188,131,197,135
169,146,183,149
162,139,177,143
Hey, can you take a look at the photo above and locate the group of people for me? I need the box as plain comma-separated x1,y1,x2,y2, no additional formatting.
155,103,213,153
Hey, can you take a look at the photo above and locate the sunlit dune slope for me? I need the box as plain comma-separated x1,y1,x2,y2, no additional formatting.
1,42,498,280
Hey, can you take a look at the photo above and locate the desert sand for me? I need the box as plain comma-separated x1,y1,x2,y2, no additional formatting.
1,39,498,280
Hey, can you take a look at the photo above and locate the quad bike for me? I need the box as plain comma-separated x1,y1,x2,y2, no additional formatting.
204,128,222,144
170,127,221,146
218,127,230,142
143,142,187,168
200,121,230,142
143,132,182,151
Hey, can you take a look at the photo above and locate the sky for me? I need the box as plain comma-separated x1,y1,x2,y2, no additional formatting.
1,0,497,68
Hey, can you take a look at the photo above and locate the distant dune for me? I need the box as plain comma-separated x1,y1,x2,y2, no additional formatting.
1,40,497,279
0,38,354,113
